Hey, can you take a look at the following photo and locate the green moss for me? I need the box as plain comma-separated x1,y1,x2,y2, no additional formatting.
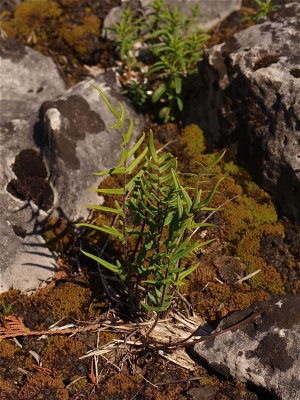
179,124,206,160
237,223,286,294
182,152,278,246
19,372,68,400
190,283,270,320
42,336,87,381
58,14,101,57
67,375,89,396
1,0,101,63
1,1,62,44
46,281,93,320
0,340,34,382
220,192,278,244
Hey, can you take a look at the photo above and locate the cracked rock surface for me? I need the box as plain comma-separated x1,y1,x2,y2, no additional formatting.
187,2,300,224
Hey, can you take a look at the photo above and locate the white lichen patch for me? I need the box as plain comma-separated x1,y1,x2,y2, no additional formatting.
45,108,62,131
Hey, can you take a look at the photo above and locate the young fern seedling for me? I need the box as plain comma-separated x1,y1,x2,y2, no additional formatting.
78,85,223,319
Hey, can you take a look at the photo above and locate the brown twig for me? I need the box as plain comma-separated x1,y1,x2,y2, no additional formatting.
0,316,101,341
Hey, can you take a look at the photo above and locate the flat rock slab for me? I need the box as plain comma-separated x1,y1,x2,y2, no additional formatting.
191,295,300,400
0,37,65,124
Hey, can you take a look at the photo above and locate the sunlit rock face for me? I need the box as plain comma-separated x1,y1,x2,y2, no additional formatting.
0,38,144,293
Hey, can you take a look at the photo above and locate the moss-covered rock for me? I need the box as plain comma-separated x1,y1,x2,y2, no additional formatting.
1,1,63,49
237,223,286,294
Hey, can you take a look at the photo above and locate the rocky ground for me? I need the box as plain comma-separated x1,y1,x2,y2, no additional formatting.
0,1,299,399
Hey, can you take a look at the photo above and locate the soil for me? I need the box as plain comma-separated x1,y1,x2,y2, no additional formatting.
1,1,299,399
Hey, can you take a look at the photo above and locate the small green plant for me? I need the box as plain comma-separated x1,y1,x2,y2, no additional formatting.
0,302,12,322
78,86,223,319
108,0,209,122
241,0,279,23
108,7,144,69
121,80,150,111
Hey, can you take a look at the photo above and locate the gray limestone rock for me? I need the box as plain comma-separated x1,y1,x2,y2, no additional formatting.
191,295,300,400
0,116,57,293
39,70,144,221
187,2,300,224
0,40,144,293
0,37,65,124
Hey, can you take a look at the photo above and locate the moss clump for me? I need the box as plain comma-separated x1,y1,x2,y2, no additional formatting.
67,375,89,396
0,377,18,400
179,124,206,161
103,374,142,399
0,340,34,382
1,1,62,46
0,288,22,305
42,336,87,381
58,14,101,57
19,372,68,400
189,283,270,320
153,386,187,400
1,0,101,63
179,151,278,246
220,191,278,244
237,223,286,294
46,280,93,320
42,216,74,253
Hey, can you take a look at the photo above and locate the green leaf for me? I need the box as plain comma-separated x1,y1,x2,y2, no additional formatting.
152,84,167,103
178,262,200,281
140,302,169,312
89,188,125,195
93,167,126,176
121,118,133,146
108,101,125,129
147,292,159,305
159,107,171,122
127,146,148,174
116,148,128,168
90,84,119,119
171,241,202,263
201,177,225,207
127,132,145,159
180,186,192,209
176,195,183,218
159,158,177,174
77,223,125,241
83,204,125,217
174,76,182,94
176,96,183,111
81,250,120,273
148,130,158,162
125,169,144,191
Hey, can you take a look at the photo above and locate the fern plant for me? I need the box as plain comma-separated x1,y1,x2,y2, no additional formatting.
78,85,223,318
